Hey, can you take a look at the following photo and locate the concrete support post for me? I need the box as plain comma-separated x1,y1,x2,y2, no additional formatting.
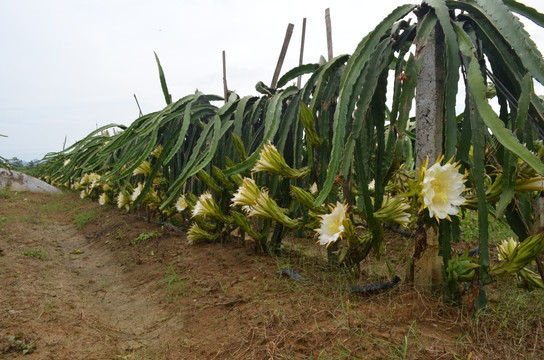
530,197,544,234
411,24,445,291
530,197,544,281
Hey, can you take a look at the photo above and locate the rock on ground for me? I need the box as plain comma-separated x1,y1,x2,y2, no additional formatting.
0,168,61,194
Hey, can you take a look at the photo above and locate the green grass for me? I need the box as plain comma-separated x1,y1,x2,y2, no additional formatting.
130,231,158,245
389,320,423,360
460,210,516,244
21,248,46,260
469,280,544,359
116,229,125,240
155,263,192,302
73,209,98,229
38,197,74,213
39,265,54,318
0,189,15,199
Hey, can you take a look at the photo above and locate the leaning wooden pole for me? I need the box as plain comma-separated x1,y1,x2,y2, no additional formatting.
297,18,307,89
410,23,446,291
133,94,143,117
271,23,294,89
222,50,229,103
325,8,333,61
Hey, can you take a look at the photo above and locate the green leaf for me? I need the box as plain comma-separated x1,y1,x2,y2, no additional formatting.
503,0,544,27
277,92,302,155
160,115,226,209
233,96,255,137
340,38,393,185
255,81,275,96
154,52,172,105
164,93,203,164
449,0,544,86
277,63,320,88
354,137,382,254
223,87,298,176
515,73,533,133
467,56,544,175
309,55,350,111
496,73,533,216
315,4,415,206
467,78,491,309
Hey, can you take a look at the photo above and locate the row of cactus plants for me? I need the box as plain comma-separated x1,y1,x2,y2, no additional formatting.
34,0,544,304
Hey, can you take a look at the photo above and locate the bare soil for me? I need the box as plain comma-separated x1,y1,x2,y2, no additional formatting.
0,191,542,359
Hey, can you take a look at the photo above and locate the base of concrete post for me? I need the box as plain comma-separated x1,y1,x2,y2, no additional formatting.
408,226,443,292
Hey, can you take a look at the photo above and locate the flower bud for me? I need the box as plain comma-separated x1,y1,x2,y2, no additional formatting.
187,223,220,244
231,177,261,213
133,161,152,176
231,133,248,161
252,141,310,179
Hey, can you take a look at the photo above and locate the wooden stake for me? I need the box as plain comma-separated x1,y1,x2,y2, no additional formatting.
222,50,229,103
271,23,294,89
133,94,143,117
297,18,307,89
325,8,333,61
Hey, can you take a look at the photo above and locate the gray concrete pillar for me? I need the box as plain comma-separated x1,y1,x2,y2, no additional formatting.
411,24,445,291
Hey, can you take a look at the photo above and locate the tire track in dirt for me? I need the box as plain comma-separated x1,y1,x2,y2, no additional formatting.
53,224,171,354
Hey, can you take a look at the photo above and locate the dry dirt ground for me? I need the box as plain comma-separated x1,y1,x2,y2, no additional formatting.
0,191,542,359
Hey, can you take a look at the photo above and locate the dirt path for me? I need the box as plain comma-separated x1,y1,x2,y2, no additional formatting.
1,191,303,359
2,191,541,359
1,193,178,358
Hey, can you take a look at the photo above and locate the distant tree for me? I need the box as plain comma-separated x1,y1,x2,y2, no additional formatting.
8,157,24,169
0,134,9,169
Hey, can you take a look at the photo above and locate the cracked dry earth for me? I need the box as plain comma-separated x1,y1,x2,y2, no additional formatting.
0,191,489,359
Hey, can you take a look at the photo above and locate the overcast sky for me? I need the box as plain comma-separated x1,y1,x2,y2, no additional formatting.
1,0,543,161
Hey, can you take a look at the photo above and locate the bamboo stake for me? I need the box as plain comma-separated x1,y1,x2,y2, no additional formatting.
297,18,307,89
325,8,333,61
271,23,294,89
222,50,229,103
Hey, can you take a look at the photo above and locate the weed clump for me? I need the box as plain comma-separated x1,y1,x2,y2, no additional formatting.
73,209,97,229
21,248,46,260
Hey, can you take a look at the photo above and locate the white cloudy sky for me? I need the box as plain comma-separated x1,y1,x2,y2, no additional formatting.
1,0,543,161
